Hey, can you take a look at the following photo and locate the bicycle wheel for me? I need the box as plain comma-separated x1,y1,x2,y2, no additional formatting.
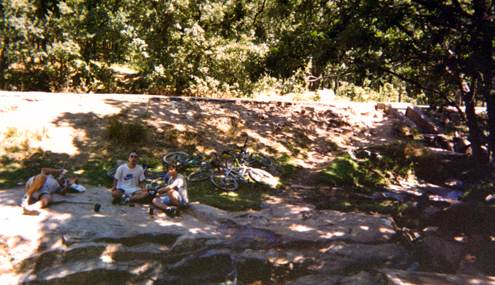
147,179,165,191
163,152,189,165
187,168,214,182
106,167,118,180
248,168,278,187
251,153,273,167
211,171,239,191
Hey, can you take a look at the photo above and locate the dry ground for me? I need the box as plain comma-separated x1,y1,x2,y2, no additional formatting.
0,92,406,187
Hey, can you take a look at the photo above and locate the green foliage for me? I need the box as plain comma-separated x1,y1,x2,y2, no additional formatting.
187,179,267,211
106,117,147,144
319,153,386,192
319,143,423,192
335,81,416,103
1,0,493,160
0,150,65,188
364,143,421,178
81,160,115,188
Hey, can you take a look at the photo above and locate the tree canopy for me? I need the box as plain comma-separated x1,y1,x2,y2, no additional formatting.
1,0,494,160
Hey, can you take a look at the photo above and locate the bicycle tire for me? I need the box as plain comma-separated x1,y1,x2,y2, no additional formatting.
106,167,118,180
251,153,273,167
147,180,166,191
248,168,278,186
187,168,214,182
211,171,239,191
163,152,189,165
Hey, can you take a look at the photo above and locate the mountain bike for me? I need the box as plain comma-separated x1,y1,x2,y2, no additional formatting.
162,151,205,168
223,138,273,167
210,160,277,191
186,153,222,182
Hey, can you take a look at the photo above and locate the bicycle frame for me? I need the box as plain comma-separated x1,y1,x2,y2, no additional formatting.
223,165,249,183
144,169,169,182
143,165,169,190
183,153,204,167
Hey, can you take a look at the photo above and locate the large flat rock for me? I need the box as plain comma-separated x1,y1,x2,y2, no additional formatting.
0,186,404,284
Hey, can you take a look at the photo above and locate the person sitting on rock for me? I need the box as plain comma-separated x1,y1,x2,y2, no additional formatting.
111,151,149,204
152,162,189,217
21,168,78,215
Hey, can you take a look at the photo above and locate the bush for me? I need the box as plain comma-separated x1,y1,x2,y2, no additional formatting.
319,143,424,192
318,153,386,191
107,118,147,144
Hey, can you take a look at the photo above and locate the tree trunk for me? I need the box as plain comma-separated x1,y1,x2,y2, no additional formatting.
0,37,9,90
485,81,495,163
463,91,485,161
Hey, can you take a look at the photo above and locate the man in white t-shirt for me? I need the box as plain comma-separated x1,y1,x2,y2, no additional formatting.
111,151,149,204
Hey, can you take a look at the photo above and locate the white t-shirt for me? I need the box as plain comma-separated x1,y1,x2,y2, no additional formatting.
115,164,145,195
26,174,61,194
168,174,189,205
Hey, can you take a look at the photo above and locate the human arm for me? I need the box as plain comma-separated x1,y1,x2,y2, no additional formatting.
41,168,65,175
157,184,173,195
112,179,118,191
111,166,123,191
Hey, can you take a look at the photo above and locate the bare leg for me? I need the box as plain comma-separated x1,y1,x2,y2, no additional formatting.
30,194,53,209
129,190,149,202
26,174,47,197
168,190,180,205
23,194,52,215
152,198,170,211
111,189,125,199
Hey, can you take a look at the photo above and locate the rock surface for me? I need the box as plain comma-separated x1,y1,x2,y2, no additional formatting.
3,186,494,284
0,186,406,284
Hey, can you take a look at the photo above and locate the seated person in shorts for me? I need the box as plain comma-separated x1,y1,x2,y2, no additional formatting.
111,151,149,204
21,168,78,215
152,162,189,215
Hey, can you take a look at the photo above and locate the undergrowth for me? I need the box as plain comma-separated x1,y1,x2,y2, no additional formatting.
318,142,423,193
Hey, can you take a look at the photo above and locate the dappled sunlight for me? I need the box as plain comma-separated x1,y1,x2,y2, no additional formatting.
318,231,346,239
269,257,291,266
288,205,314,214
379,227,395,234
4,93,474,283
0,93,122,157
100,254,113,263
47,213,73,226
153,219,179,227
264,196,284,204
465,278,495,284
188,227,211,235
289,224,315,232
319,244,335,253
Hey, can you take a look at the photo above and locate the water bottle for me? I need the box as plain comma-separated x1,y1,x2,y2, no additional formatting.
120,195,126,205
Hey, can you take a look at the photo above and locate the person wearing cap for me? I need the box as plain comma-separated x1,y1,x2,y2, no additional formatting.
21,168,78,215
152,162,189,217
111,151,149,204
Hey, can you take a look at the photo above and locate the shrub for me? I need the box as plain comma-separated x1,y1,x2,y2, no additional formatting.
107,118,147,144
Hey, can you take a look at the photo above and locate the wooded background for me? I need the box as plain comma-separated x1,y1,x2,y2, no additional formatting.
1,0,494,161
